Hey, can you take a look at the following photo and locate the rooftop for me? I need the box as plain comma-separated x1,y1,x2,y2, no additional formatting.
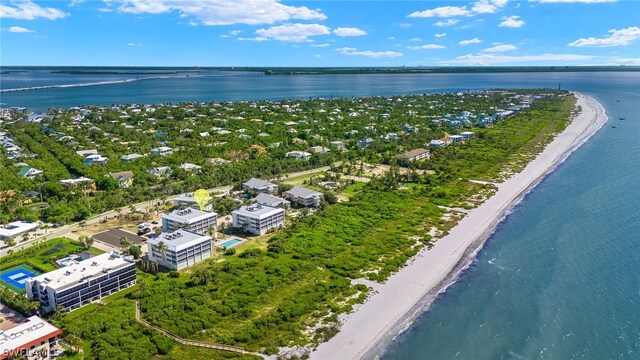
233,204,284,219
285,186,323,198
0,221,38,238
162,208,216,223
27,252,134,292
0,316,61,353
243,177,277,190
148,229,212,252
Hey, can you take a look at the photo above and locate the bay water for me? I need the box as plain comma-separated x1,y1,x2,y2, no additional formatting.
1,70,638,359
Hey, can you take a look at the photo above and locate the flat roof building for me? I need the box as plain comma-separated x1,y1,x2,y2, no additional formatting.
147,229,212,270
0,221,38,240
162,208,217,235
232,205,285,236
0,315,61,360
25,252,136,313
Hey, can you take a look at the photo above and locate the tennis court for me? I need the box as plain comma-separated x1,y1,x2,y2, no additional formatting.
0,265,41,292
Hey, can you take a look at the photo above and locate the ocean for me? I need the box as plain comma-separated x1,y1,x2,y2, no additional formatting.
2,69,639,359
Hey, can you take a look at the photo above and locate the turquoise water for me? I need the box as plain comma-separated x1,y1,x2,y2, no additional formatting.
221,239,242,248
381,78,640,359
2,70,639,358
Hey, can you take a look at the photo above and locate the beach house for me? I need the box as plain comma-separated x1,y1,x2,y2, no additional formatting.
242,178,278,194
106,171,134,188
284,186,324,207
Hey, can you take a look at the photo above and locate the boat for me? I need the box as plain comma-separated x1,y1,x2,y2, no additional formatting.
619,117,626,120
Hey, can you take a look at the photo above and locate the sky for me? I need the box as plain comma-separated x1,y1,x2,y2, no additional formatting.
0,0,639,66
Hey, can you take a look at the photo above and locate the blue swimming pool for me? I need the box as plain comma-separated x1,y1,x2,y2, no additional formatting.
220,239,242,248
0,265,41,292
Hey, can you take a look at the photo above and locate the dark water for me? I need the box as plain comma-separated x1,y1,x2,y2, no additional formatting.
2,70,639,359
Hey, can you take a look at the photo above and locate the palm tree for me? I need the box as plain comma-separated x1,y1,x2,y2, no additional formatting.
157,240,168,267
119,236,132,253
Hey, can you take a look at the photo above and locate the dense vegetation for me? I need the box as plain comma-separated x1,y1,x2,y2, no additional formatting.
52,93,575,358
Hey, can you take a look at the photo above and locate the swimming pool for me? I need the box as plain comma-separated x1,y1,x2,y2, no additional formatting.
56,255,82,267
0,265,41,292
220,239,242,249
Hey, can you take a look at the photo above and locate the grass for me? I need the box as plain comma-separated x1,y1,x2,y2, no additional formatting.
0,237,104,273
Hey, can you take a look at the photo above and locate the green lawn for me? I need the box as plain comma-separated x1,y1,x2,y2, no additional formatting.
0,237,104,273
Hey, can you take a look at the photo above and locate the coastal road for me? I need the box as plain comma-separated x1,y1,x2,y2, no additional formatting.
0,165,330,257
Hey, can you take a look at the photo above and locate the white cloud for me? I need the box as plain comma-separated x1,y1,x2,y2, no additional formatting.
388,36,396,40
483,44,517,52
498,15,525,28
435,33,447,38
533,0,616,3
459,37,483,45
472,0,509,14
408,44,446,50
220,29,242,38
237,37,269,42
0,0,68,20
8,26,34,33
255,23,330,42
112,0,326,26
608,57,640,65
409,6,471,18
434,19,460,27
69,0,85,6
311,43,330,47
569,27,640,47
126,42,142,46
333,27,366,37
410,37,422,42
445,53,594,65
336,47,402,58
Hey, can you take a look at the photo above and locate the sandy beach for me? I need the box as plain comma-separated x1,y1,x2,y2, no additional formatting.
310,93,608,360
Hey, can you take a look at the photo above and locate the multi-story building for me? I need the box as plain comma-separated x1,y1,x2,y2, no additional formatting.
242,178,278,194
161,208,217,235
231,205,285,235
147,229,212,270
0,315,61,360
396,148,431,162
284,186,324,207
173,193,213,212
25,252,136,313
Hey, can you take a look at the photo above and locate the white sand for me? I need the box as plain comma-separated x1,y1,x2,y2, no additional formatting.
310,94,607,360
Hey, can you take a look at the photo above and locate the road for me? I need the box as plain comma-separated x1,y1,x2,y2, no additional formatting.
0,166,330,257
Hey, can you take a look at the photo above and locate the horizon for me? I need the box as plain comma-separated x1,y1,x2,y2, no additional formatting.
1,1,639,67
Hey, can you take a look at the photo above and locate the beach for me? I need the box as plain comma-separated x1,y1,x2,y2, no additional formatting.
311,93,608,360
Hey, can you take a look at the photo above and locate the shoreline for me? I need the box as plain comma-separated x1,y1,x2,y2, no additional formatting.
310,93,608,360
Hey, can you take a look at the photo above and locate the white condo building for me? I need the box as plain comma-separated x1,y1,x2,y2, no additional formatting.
173,193,214,212
161,208,217,235
231,205,285,235
25,252,136,313
0,316,61,360
147,229,212,270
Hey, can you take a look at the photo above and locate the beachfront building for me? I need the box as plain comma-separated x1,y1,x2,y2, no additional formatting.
173,193,213,212
0,315,62,360
161,208,217,235
284,186,324,207
59,177,96,194
396,148,431,162
0,221,38,240
449,135,464,143
106,171,134,188
231,205,285,236
242,178,278,194
150,146,174,156
25,252,136,313
147,229,212,270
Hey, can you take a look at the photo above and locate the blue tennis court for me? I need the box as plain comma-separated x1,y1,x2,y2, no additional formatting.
0,265,41,292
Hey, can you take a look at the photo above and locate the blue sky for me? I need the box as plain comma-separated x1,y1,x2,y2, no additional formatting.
1,0,639,66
